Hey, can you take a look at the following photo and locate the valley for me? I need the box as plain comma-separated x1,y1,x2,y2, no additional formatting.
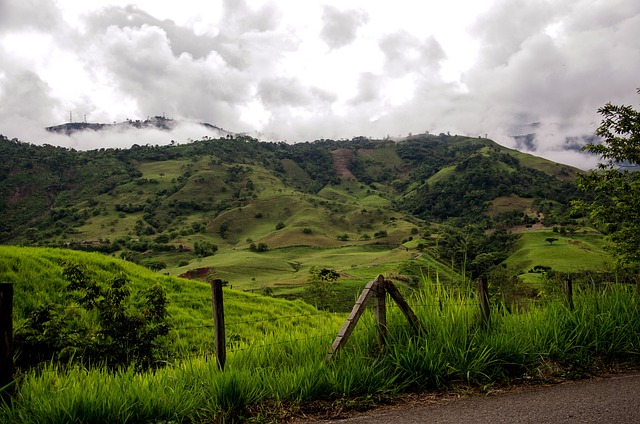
0,131,605,309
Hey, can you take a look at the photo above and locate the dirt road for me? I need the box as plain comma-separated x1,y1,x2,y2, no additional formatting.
297,373,640,423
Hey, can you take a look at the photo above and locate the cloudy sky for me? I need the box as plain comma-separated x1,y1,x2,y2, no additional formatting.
0,0,639,168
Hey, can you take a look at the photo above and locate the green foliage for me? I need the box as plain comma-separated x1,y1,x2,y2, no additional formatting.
404,150,577,223
436,224,520,279
3,277,640,423
194,240,218,257
14,261,170,370
305,266,340,310
575,89,640,267
0,132,578,251
249,242,268,252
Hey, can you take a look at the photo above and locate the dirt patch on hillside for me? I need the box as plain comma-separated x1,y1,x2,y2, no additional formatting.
331,149,356,180
178,267,213,280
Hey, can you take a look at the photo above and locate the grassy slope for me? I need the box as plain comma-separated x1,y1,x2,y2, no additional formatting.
504,230,611,284
0,246,343,353
488,195,535,215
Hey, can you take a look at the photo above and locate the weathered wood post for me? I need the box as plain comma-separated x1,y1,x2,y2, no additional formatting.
385,279,426,334
326,275,383,361
328,276,425,361
0,283,14,399
374,278,387,350
478,276,490,326
210,279,226,370
563,277,574,311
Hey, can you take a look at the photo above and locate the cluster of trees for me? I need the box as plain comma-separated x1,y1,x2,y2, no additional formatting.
14,262,170,369
575,88,640,268
404,153,578,225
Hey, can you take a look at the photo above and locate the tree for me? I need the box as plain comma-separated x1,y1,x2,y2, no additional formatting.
575,89,640,266
305,266,340,310
250,242,268,252
14,262,170,369
194,240,218,257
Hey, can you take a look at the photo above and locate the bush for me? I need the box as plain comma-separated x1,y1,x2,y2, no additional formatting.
14,262,170,370
249,242,268,252
194,241,218,257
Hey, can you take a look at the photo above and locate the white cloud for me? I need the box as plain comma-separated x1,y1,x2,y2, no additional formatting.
319,5,368,49
0,0,639,169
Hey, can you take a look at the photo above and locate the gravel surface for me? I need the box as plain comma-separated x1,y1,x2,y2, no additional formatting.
295,373,640,423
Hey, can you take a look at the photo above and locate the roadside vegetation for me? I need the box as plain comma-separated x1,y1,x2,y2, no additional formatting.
2,256,638,423
2,91,640,422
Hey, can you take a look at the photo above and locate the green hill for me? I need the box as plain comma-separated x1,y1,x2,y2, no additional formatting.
0,132,599,308
504,229,611,284
0,245,342,354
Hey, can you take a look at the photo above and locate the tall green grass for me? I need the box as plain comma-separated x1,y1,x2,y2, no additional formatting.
3,272,639,423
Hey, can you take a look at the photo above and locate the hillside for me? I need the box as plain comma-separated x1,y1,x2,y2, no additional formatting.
0,131,594,307
0,245,342,354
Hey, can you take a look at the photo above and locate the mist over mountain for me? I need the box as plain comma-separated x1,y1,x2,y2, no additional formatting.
45,115,233,138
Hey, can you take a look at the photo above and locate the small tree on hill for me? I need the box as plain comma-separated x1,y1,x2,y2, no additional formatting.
306,266,339,310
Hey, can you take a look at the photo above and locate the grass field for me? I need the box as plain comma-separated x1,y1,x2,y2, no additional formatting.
0,246,344,354
3,268,639,423
504,229,611,284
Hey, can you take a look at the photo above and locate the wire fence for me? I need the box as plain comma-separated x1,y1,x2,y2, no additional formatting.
4,277,638,373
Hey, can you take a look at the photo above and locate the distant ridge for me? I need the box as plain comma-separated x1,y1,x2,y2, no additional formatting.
45,115,233,137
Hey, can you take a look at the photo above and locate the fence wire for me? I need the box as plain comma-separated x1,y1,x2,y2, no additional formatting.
11,279,633,370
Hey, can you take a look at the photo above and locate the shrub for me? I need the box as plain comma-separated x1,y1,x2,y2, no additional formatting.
14,262,170,370
249,242,268,252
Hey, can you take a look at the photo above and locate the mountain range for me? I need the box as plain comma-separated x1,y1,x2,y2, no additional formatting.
0,127,587,298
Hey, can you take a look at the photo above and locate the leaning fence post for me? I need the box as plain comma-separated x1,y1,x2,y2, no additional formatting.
210,279,226,370
0,283,14,399
563,277,574,311
478,276,490,326
384,279,426,334
327,275,383,361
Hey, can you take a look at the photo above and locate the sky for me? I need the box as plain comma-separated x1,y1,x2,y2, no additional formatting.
0,0,639,168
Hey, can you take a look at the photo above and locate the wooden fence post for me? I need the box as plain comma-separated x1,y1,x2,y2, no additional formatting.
0,283,14,399
384,280,426,334
478,276,490,326
327,275,383,361
210,279,226,371
374,278,387,350
563,277,574,311
327,275,425,361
